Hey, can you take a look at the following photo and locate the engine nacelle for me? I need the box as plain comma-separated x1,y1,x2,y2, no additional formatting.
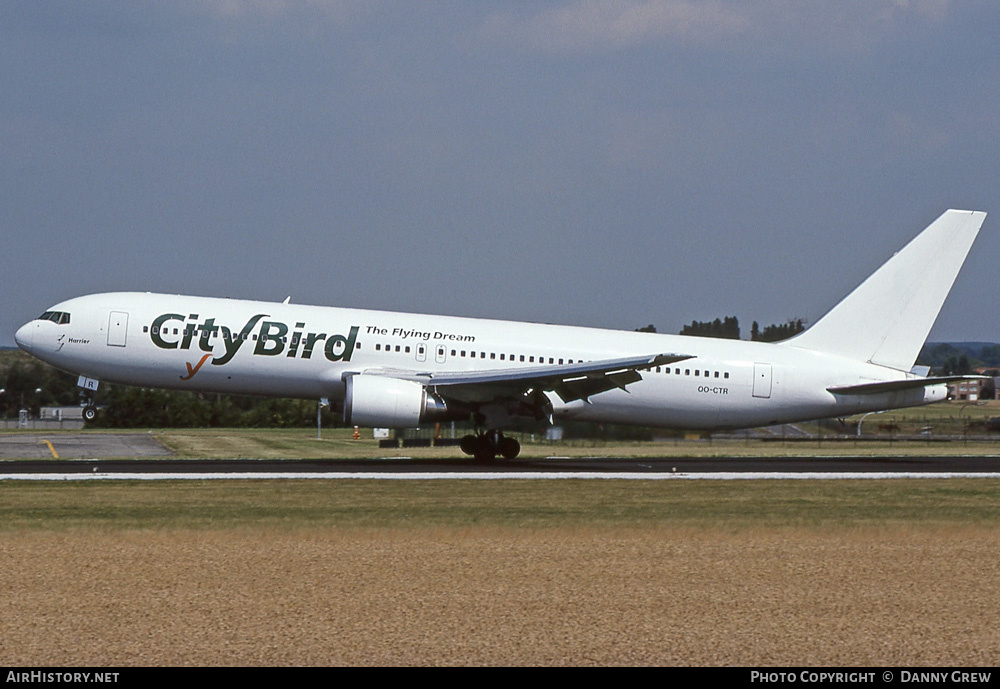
343,375,453,428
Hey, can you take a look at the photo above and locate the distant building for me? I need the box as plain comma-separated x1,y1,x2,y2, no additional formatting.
947,378,999,401
39,406,85,421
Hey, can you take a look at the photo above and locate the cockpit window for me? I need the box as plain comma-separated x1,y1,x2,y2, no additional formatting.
38,311,70,324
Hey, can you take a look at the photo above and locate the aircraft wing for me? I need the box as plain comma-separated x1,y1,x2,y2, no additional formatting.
364,352,693,404
828,375,987,396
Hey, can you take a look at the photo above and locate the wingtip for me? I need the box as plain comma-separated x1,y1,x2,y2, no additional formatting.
651,353,695,366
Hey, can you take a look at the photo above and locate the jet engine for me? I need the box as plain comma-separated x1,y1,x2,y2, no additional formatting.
343,375,456,428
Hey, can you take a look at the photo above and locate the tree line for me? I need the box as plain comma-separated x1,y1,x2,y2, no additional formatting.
638,316,805,342
0,349,332,427
917,342,1000,375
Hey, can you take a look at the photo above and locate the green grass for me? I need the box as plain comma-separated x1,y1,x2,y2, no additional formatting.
3,423,999,459
838,400,1000,435
3,479,1000,531
153,425,1000,459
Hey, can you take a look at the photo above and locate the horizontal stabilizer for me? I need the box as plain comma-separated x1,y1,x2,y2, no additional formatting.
828,375,986,396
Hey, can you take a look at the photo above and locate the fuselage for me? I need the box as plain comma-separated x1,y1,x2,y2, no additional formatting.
14,291,944,430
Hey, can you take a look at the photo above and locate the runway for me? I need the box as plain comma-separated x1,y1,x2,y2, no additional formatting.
2,433,999,479
0,432,174,459
2,455,1000,480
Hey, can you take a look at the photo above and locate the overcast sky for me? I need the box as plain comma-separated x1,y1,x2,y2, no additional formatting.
2,1,998,346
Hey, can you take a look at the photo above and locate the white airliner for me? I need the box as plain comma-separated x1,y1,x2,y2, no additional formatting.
14,209,987,459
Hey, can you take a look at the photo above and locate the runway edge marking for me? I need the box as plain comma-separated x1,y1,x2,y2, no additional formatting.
3,472,1000,481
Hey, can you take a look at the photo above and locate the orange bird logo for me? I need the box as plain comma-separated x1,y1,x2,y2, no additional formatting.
180,353,212,380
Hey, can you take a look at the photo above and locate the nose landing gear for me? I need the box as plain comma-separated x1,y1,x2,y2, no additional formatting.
77,376,100,423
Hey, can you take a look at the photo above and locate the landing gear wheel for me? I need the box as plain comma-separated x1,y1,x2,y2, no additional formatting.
498,436,520,459
460,431,519,461
460,434,479,456
461,433,495,461
82,406,97,422
473,441,495,463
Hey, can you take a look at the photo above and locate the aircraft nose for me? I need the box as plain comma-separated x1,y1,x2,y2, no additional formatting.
14,322,33,351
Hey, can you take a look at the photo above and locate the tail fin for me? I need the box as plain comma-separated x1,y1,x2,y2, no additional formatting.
783,209,987,370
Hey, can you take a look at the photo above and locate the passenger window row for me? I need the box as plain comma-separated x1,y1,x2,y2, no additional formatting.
144,326,266,342
651,365,730,379
368,342,731,378
374,343,573,364
374,343,411,354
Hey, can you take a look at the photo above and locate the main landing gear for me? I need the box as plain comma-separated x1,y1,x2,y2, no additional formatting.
460,430,521,461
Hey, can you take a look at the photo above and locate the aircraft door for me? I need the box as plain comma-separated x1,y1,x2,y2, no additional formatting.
752,362,772,399
416,343,427,362
435,345,447,364
108,311,128,347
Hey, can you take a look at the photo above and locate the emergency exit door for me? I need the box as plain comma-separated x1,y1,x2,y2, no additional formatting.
752,362,772,399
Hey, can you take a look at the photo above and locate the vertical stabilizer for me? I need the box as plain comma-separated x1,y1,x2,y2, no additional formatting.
783,209,986,370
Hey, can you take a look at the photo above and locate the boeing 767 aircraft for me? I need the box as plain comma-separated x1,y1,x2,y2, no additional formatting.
15,209,987,460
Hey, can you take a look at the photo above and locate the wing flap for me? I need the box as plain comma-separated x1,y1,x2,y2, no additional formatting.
552,369,642,403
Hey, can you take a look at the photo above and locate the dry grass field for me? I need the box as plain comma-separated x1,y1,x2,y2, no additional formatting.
2,479,1000,666
3,526,999,666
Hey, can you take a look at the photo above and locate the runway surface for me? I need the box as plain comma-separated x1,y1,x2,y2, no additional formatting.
1,433,999,479
0,433,173,459
2,455,1000,479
